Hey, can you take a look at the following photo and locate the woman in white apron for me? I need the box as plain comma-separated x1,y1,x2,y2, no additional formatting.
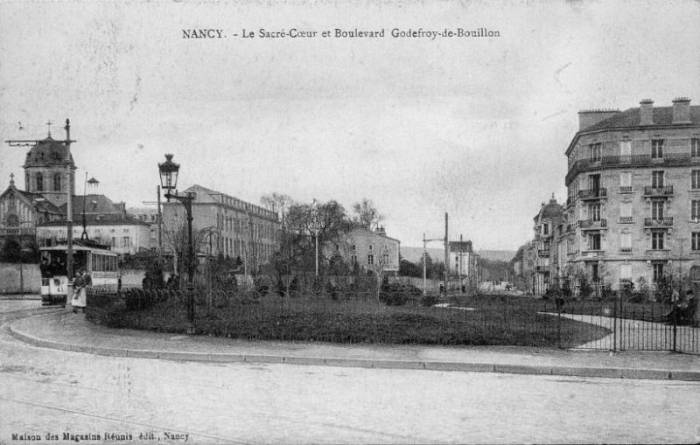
71,269,88,313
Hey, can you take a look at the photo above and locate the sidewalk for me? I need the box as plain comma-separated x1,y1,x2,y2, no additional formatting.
7,308,700,381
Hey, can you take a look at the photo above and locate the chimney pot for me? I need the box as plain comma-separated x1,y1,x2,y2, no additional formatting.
672,97,691,124
639,99,654,125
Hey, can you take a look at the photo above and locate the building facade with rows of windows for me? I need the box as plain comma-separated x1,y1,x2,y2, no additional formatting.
161,184,280,273
563,97,700,290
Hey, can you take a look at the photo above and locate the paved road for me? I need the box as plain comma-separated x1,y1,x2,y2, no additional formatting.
1,300,700,444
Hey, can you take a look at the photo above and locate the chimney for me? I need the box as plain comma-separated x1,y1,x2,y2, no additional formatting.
672,97,691,124
578,109,620,131
639,99,654,126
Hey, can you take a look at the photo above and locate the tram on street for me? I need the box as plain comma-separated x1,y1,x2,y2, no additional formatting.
39,243,120,306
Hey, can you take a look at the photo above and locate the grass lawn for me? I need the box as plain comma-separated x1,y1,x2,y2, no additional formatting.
89,292,611,348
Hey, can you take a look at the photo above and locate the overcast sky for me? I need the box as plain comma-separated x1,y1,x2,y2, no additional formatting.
1,0,699,251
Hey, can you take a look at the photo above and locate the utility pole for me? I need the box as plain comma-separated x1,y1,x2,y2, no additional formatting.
459,234,463,293
444,212,449,294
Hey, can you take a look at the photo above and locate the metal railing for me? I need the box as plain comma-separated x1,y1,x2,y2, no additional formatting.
644,217,674,227
578,188,607,199
644,185,674,196
566,153,700,184
578,218,607,229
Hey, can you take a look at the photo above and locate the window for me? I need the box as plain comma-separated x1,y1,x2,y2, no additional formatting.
620,140,631,156
36,172,43,192
620,172,632,192
589,233,601,250
652,171,664,188
693,201,700,220
367,254,374,265
351,255,357,264
651,139,664,159
368,244,373,251
591,263,599,282
588,174,601,192
620,202,632,221
589,203,601,221
653,263,664,283
543,223,549,235
122,236,131,248
383,254,389,264
53,173,61,191
589,143,602,161
652,231,664,250
652,200,664,220
620,233,632,251
693,232,700,251
692,139,700,157
693,171,700,189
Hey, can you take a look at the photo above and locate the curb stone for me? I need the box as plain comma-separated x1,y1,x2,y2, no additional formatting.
7,316,700,382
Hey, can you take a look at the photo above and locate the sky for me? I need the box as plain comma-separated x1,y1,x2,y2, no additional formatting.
1,0,699,251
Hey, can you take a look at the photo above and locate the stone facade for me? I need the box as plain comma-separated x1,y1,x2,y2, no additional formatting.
333,227,400,274
563,98,700,291
161,184,280,272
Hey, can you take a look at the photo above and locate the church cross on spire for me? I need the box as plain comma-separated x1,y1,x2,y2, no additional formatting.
9,173,14,186
46,120,53,137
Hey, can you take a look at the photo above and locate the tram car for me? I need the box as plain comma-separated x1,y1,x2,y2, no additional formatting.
39,243,120,306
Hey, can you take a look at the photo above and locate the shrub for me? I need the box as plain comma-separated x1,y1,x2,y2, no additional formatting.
420,294,438,307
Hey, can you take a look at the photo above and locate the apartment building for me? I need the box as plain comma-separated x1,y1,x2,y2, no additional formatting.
564,97,700,289
161,184,280,272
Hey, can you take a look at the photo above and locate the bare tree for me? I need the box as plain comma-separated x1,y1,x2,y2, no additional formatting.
351,198,384,230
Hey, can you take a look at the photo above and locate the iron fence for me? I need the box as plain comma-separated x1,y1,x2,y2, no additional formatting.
85,286,699,352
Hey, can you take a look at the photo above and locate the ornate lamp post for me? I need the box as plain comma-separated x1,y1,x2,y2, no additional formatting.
158,154,197,335
310,201,320,277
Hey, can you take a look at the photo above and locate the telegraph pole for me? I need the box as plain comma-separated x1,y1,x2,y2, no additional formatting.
444,212,449,294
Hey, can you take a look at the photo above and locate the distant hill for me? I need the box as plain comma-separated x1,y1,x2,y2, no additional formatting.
400,246,516,264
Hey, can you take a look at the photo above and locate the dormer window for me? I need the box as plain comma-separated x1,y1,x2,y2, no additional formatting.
36,172,43,192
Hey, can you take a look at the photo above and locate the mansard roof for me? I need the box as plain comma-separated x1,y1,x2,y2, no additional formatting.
584,105,700,132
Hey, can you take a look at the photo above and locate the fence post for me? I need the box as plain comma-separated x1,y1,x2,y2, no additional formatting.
673,301,678,353
557,297,562,349
612,294,618,352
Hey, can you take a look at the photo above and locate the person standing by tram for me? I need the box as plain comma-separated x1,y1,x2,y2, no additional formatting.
70,268,91,314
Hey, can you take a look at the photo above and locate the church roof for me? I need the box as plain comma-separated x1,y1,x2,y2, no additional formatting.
0,185,63,215
23,136,75,169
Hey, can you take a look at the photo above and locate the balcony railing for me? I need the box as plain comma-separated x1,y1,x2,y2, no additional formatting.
535,265,549,273
537,249,550,257
620,247,633,253
619,216,634,224
578,188,607,200
644,185,674,197
578,219,607,229
566,153,700,184
644,217,674,227
619,186,633,194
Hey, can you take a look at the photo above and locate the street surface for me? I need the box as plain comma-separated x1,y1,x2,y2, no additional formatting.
1,300,699,444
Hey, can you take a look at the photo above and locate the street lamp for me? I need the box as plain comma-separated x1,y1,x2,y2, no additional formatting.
310,200,321,277
158,154,197,335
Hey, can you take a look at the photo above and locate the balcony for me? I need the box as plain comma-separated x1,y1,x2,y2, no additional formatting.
644,217,673,228
578,219,607,230
537,249,550,257
644,185,673,197
535,265,549,273
619,247,633,254
578,188,607,200
619,186,634,194
566,153,700,184
645,249,671,259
